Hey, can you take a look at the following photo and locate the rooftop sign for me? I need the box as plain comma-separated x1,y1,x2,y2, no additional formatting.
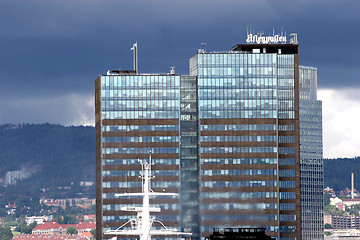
246,33,287,44
245,31,298,45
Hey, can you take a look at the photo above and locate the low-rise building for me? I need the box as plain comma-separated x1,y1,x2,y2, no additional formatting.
342,199,360,209
326,215,360,229
32,221,96,235
25,216,53,225
32,222,65,235
75,222,96,234
330,197,344,211
82,215,95,222
13,234,90,240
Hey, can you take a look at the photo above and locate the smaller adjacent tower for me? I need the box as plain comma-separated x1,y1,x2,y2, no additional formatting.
299,66,324,240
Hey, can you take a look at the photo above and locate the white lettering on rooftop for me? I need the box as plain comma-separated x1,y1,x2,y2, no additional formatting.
246,33,287,44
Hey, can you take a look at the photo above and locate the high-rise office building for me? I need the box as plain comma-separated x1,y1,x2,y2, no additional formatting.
96,37,303,240
299,66,324,240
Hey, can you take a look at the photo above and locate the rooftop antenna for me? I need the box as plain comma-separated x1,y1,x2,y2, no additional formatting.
290,33,298,44
130,42,138,73
199,43,207,54
273,27,275,36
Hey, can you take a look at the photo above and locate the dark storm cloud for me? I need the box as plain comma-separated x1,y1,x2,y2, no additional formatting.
0,0,359,124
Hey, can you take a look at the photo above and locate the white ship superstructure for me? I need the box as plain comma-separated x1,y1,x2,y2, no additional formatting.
105,153,191,240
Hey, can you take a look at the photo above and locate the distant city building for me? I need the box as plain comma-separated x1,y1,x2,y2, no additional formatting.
40,198,95,209
80,181,94,187
299,66,324,240
4,170,31,186
31,222,95,235
324,187,336,197
82,215,96,222
325,215,360,229
32,222,65,235
25,216,53,225
330,197,344,211
342,199,360,209
13,234,90,240
96,37,304,239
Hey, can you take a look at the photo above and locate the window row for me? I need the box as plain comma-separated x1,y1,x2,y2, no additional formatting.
200,99,277,110
102,181,180,189
102,110,179,120
280,192,296,199
280,203,296,211
101,75,180,88
102,170,179,177
202,191,278,199
279,125,295,131
103,147,179,154
200,214,278,221
280,226,296,233
199,75,277,86
102,100,179,110
198,53,277,66
279,136,296,143
103,136,179,143
103,158,180,166
201,124,277,131
101,90,179,99
103,203,179,211
201,158,277,165
200,88,277,98
280,181,296,188
200,110,278,119
102,214,180,222
279,170,296,177
202,202,278,211
201,146,277,153
102,125,178,132
280,214,297,222
202,180,277,187
201,169,277,176
201,135,276,142
201,226,279,234
279,147,296,155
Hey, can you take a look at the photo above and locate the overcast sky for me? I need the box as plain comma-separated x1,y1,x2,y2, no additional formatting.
1,0,359,158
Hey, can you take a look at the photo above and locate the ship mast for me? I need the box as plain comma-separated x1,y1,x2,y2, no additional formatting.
104,152,191,240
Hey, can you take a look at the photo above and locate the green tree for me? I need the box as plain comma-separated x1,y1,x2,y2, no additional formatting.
90,229,96,239
324,192,332,206
15,220,36,234
347,204,360,216
324,205,346,216
325,223,333,229
325,231,333,236
0,226,13,240
66,226,78,235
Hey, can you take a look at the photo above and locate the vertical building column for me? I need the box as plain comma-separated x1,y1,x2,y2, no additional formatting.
180,76,201,239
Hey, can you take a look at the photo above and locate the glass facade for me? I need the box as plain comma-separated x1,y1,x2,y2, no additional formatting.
299,66,324,240
188,44,300,240
96,44,302,240
96,74,182,239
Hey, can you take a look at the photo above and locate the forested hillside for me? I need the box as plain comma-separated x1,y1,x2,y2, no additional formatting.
0,124,95,187
324,157,360,191
0,123,359,192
